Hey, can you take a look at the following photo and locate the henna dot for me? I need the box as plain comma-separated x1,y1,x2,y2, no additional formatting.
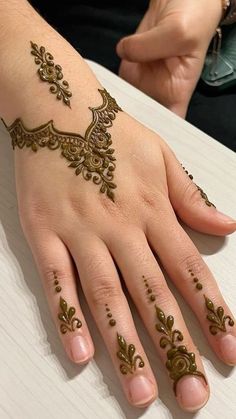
106,308,110,312
191,273,195,277
54,279,59,286
109,319,116,327
55,286,62,293
193,277,199,283
107,312,112,318
142,275,145,278
147,288,152,294
150,295,156,302
229,319,235,326
188,269,192,273
77,320,82,329
196,283,203,290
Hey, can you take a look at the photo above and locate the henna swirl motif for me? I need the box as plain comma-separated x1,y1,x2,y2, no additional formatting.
58,297,82,334
155,306,206,393
204,296,234,335
117,334,145,375
3,89,122,201
30,41,72,107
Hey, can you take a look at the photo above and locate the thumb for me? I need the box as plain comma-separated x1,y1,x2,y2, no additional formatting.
116,24,193,63
162,143,236,236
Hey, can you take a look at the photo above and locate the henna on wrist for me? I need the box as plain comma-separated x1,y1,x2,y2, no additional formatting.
3,88,122,202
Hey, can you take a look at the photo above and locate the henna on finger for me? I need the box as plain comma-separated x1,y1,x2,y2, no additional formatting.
51,271,82,334
142,276,206,393
117,334,145,375
104,305,145,375
186,268,235,336
182,165,215,208
204,296,235,335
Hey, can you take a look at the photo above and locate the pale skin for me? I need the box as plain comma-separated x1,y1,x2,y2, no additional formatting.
0,0,236,412
117,0,223,117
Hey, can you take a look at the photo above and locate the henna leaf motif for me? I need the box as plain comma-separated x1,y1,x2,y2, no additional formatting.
58,297,82,334
155,305,206,393
204,296,234,335
117,334,144,375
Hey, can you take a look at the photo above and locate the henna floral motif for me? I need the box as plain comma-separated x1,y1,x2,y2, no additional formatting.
58,297,82,334
30,41,72,107
117,334,144,375
155,306,206,393
3,89,122,201
204,296,234,335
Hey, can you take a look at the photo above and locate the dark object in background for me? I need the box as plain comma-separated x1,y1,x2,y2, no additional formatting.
30,0,236,151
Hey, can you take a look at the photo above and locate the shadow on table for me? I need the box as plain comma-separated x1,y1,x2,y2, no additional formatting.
0,125,233,419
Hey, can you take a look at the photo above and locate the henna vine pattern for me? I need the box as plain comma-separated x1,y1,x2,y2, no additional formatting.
58,297,82,334
3,89,122,201
204,296,234,335
117,334,144,375
31,41,72,107
182,165,215,208
155,306,206,393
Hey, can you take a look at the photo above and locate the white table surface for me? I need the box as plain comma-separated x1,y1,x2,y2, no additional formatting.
0,60,236,419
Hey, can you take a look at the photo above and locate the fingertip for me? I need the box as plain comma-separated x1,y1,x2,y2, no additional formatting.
66,334,95,365
127,375,158,408
116,39,126,58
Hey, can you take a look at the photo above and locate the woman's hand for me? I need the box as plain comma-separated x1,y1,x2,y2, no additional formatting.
1,0,236,412
11,107,236,411
117,0,223,117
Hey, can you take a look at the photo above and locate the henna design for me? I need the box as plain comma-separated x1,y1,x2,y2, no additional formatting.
188,269,203,291
3,89,122,201
182,165,215,208
204,296,234,335
53,271,62,293
155,306,206,393
58,297,82,334
105,304,116,327
117,334,145,375
30,41,72,107
142,275,156,302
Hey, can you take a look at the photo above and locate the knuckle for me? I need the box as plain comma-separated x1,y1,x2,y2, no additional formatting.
19,199,52,229
87,276,122,306
174,19,198,47
177,254,206,277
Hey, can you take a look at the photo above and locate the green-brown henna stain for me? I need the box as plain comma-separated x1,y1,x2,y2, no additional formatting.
3,89,122,201
117,334,144,375
58,297,82,334
204,296,235,335
142,275,156,302
182,165,216,208
55,286,62,293
155,306,206,393
105,304,116,326
30,41,72,107
188,269,203,291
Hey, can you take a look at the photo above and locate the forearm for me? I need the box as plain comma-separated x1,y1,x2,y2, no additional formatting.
0,0,100,129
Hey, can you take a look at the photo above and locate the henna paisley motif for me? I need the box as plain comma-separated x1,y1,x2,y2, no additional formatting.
30,41,72,107
58,297,82,334
117,334,144,375
155,306,206,393
204,296,234,335
3,89,122,201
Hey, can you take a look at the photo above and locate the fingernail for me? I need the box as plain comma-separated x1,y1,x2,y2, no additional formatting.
219,334,236,365
70,335,91,363
128,375,155,407
176,376,208,412
216,211,236,224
